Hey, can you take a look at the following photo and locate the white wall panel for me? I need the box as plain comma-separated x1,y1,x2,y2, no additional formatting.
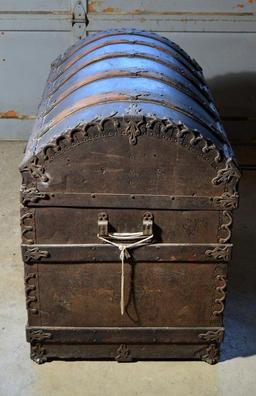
0,31,73,115
87,0,256,13
0,1,76,139
0,1,70,12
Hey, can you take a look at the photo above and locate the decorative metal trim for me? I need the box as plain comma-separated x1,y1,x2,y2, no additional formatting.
198,329,224,343
21,243,232,263
20,191,235,210
124,118,144,145
21,117,236,187
213,274,227,316
219,211,232,244
95,111,120,133
23,247,49,263
115,344,133,362
214,192,239,209
26,326,225,344
29,329,52,344
176,125,221,163
201,343,219,365
205,245,231,261
24,158,49,183
31,344,47,364
212,158,240,193
25,273,38,315
20,211,34,244
21,186,49,206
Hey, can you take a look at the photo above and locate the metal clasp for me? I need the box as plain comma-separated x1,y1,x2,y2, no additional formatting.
97,212,154,238
142,212,153,236
97,212,109,237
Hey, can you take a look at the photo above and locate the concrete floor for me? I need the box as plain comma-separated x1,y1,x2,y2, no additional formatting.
0,141,255,396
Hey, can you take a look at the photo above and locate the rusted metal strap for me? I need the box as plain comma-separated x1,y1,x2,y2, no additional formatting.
20,190,239,210
27,326,224,344
21,243,233,264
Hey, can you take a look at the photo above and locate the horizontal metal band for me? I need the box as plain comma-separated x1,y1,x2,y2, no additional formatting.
22,243,232,263
30,343,219,363
21,191,238,210
27,326,224,344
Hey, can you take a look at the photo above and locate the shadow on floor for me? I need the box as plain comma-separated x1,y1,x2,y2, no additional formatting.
221,170,256,361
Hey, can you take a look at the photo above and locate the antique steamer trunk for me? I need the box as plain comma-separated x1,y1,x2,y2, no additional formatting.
20,29,240,364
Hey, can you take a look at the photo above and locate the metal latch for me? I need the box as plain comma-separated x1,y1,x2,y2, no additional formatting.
97,212,154,238
72,1,88,38
142,212,153,236
98,212,109,237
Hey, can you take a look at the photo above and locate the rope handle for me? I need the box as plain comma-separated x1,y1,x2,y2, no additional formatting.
106,231,146,241
97,233,153,315
97,211,154,315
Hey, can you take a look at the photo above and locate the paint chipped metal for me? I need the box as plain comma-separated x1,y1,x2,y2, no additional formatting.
0,110,36,120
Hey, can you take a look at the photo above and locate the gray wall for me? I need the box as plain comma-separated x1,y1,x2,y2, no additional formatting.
0,0,255,166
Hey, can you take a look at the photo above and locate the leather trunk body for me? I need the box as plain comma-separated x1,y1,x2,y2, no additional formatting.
20,29,240,364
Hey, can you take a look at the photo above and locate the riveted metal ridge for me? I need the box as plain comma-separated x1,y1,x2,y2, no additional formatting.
51,39,203,84
52,29,202,73
39,70,218,120
38,95,223,139
47,53,208,100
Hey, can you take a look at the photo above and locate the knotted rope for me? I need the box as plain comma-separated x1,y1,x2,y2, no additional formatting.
97,233,153,315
